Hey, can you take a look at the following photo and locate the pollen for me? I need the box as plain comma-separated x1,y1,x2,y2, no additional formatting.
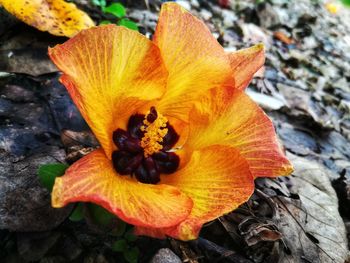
140,107,168,157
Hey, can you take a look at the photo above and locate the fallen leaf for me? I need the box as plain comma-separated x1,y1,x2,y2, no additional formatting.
60,129,98,149
274,31,294,45
276,154,349,263
325,2,339,14
0,0,95,37
238,217,283,246
246,89,286,110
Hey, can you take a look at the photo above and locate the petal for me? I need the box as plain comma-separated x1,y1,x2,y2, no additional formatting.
0,0,94,37
228,44,265,90
52,149,193,228
187,87,293,178
136,145,254,240
153,2,233,121
134,226,167,239
49,25,168,158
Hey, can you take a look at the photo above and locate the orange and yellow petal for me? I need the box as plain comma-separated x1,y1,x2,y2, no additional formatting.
136,145,254,240
49,25,168,158
0,0,94,37
228,44,265,90
153,2,233,121
52,149,193,228
134,227,167,239
187,87,293,178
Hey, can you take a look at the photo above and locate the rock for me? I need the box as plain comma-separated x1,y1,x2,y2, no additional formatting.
0,147,72,232
0,26,59,76
0,7,19,35
84,253,111,263
1,84,35,102
150,248,182,263
0,75,88,232
17,232,61,261
57,234,83,261
40,256,67,263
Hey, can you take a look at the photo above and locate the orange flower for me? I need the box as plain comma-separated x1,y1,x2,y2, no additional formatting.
48,3,293,241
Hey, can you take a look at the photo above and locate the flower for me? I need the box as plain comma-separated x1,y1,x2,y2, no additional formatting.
48,2,293,241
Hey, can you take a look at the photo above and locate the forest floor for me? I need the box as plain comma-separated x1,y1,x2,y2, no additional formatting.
0,0,350,262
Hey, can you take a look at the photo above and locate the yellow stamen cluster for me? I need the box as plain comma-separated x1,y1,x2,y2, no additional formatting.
140,111,168,157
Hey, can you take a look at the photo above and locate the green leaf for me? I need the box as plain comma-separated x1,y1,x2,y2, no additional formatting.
123,247,139,263
124,228,137,242
341,0,350,7
112,239,127,252
100,20,112,25
69,203,84,222
117,18,138,31
110,220,127,237
91,0,106,7
102,3,126,18
38,163,68,191
89,203,114,226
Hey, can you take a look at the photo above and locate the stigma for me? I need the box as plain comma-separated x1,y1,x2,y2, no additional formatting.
140,107,168,157
111,107,180,184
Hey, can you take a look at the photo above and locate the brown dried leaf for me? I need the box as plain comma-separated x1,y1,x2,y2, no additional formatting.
238,218,282,246
275,153,349,263
274,31,294,45
61,129,98,148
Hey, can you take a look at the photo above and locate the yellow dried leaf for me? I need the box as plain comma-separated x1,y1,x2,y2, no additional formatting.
0,0,95,37
325,2,339,14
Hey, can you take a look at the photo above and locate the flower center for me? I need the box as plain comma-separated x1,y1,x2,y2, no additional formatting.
111,107,180,184
140,107,168,157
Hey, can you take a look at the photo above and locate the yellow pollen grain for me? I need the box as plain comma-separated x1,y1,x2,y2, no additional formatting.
140,111,168,157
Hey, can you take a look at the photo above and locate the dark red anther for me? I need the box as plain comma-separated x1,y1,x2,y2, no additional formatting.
123,138,142,153
152,151,169,161
112,151,143,175
135,164,148,183
146,106,158,123
113,129,128,148
127,114,145,139
144,157,160,182
113,129,142,153
135,161,160,184
153,152,179,174
128,154,144,171
161,125,180,151
112,151,133,175
112,108,180,184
